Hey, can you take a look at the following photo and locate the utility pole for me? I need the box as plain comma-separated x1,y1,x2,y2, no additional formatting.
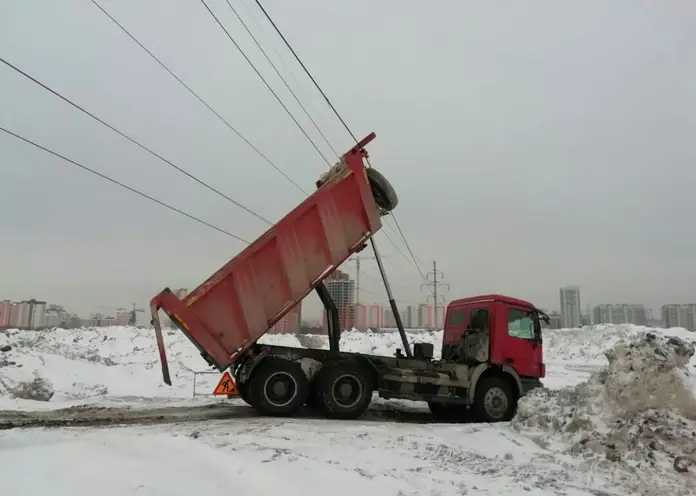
350,254,390,305
421,261,449,329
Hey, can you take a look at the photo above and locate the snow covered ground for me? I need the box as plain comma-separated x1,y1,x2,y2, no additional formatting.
0,324,694,495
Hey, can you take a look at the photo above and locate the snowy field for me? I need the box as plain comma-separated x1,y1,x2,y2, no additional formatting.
0,324,695,495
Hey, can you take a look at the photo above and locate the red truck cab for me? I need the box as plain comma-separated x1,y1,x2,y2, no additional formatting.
442,294,546,380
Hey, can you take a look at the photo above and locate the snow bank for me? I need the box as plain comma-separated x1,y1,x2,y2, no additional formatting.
0,324,692,411
512,331,696,494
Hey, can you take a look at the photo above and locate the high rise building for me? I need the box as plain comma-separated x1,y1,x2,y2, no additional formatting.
29,300,47,329
269,302,302,334
413,303,446,329
382,307,396,328
0,300,11,328
559,286,582,328
3,300,48,329
592,304,648,326
323,269,355,331
401,305,416,328
661,304,696,331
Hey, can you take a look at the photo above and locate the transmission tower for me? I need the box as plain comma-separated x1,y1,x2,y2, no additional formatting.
421,261,449,329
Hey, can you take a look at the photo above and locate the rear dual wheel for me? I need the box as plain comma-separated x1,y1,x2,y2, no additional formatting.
247,357,309,417
246,357,373,420
314,360,374,420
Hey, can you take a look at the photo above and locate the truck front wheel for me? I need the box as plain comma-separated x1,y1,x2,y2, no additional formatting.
473,376,517,422
317,360,373,420
247,357,309,417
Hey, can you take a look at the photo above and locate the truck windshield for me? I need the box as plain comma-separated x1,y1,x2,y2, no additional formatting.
507,309,534,340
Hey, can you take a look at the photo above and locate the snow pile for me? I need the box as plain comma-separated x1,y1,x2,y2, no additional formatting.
512,331,696,494
0,334,55,401
0,326,307,404
0,323,692,413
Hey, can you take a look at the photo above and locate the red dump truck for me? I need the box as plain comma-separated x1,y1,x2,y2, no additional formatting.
150,133,547,422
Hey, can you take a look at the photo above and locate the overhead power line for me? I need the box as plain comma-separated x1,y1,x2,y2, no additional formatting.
89,0,308,196
251,0,431,288
221,0,339,159
0,126,251,244
252,0,357,143
198,0,332,166
0,56,273,226
235,0,337,142
83,3,422,281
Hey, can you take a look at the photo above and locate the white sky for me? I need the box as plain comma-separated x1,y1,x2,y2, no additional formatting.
1,0,694,319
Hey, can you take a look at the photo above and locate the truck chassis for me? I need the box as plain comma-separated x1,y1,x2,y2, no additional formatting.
230,283,541,422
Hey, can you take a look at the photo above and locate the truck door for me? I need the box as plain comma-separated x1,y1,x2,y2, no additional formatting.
442,306,467,360
461,303,493,363
496,304,543,378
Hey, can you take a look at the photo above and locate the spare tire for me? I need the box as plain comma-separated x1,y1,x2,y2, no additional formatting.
366,168,398,212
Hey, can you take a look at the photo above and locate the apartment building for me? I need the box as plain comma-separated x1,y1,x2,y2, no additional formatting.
268,303,302,334
593,304,648,326
0,300,11,328
323,270,355,331
661,304,696,331
559,286,582,328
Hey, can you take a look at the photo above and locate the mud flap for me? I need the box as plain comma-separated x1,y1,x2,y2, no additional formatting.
151,304,172,386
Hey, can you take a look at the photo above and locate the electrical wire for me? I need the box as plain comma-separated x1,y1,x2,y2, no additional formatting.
251,0,432,288
90,0,308,196
379,228,420,272
198,0,332,166
222,0,339,159
252,0,357,144
358,287,420,307
0,126,251,244
236,0,337,141
0,57,274,226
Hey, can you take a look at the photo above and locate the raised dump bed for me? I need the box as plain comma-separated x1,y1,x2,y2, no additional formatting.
150,133,397,384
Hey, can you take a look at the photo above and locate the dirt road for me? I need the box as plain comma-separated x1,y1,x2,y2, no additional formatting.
0,402,440,430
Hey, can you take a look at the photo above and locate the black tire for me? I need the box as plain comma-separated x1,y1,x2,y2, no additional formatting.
473,376,517,422
236,380,251,405
305,379,322,410
317,360,373,420
428,401,447,416
247,357,309,417
366,168,399,212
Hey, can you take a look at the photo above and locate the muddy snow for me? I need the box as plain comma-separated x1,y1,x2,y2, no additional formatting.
513,331,696,495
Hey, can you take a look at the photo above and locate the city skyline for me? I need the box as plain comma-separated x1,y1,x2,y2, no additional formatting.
3,276,694,331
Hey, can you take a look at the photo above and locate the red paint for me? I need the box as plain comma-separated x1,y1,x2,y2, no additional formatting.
443,294,545,379
151,134,382,377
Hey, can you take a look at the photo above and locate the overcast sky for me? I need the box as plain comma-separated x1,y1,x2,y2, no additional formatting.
1,0,694,320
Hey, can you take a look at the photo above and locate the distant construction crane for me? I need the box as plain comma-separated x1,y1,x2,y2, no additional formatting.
117,303,144,325
421,261,449,329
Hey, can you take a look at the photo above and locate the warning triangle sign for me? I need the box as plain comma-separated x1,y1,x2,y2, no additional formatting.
212,371,238,396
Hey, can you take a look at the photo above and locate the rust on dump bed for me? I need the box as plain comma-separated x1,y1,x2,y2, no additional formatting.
150,133,383,384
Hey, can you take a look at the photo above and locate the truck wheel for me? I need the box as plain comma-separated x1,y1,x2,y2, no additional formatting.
366,168,399,212
474,377,516,422
247,357,309,417
305,380,322,410
317,360,373,420
237,380,251,405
